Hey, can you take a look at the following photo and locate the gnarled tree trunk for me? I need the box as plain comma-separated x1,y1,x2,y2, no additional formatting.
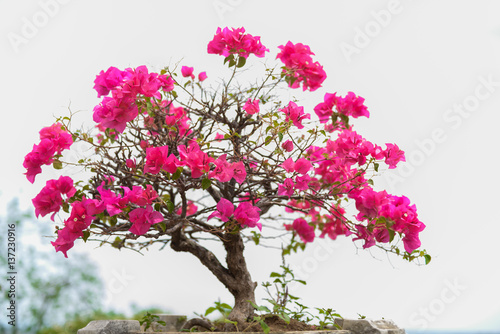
223,232,257,328
170,226,256,330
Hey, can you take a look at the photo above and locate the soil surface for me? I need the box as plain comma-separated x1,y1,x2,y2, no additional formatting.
209,315,317,332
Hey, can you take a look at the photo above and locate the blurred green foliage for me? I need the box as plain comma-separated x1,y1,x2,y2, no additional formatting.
0,199,103,334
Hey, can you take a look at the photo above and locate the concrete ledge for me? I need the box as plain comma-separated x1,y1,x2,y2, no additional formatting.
77,318,405,334
77,320,140,334
335,319,405,334
141,314,187,332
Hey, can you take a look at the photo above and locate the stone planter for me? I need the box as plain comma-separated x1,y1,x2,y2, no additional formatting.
77,316,405,334
140,314,187,332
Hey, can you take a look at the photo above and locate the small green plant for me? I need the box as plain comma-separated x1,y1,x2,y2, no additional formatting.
252,314,270,334
139,312,166,332
316,308,342,330
255,253,343,330
261,254,305,322
204,299,233,319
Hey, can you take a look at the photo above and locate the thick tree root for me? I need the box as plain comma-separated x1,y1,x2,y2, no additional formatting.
181,318,214,331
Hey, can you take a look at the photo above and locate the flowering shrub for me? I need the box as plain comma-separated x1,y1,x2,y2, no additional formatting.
24,27,429,326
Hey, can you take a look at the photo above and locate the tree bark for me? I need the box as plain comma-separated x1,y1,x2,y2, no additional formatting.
170,227,257,330
223,231,257,328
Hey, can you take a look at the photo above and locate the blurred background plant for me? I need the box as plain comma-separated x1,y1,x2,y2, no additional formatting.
0,198,167,334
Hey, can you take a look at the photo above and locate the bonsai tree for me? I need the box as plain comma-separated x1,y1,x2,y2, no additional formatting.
23,27,429,328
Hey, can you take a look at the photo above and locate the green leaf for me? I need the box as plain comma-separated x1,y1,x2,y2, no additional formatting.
111,237,122,248
82,230,90,242
424,254,432,265
269,272,282,278
53,160,63,170
202,178,211,190
205,307,216,316
166,200,175,213
295,279,307,285
388,229,396,242
278,132,283,143
279,313,291,324
236,56,247,68
220,303,232,310
260,321,270,334
172,168,182,180
252,231,260,245
224,55,234,65
374,162,380,172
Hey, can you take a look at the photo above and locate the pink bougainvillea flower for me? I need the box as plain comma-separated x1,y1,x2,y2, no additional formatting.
281,101,310,129
93,66,131,98
281,158,295,173
294,158,312,175
164,154,182,174
315,91,370,122
292,218,315,243
353,224,376,249
326,129,375,167
383,143,405,169
294,174,311,191
281,140,294,152
144,146,169,174
276,41,326,91
97,183,128,216
207,198,234,222
121,65,165,99
93,94,139,133
32,185,63,220
32,176,76,220
207,27,269,59
243,99,260,115
335,92,370,119
402,233,421,254
158,74,175,92
214,133,224,141
126,159,136,169
65,201,93,233
176,200,198,217
209,154,234,182
23,153,43,184
239,192,260,204
233,202,261,230
129,205,164,236
285,199,314,214
23,138,57,183
349,187,389,221
178,142,213,178
371,144,385,160
51,227,82,258
198,71,207,81
232,161,246,184
181,66,195,79
39,123,73,153
54,176,76,197
82,197,105,216
277,178,295,198
123,185,158,206
163,103,192,139
320,209,350,240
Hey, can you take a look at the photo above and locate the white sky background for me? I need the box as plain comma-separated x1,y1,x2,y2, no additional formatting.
1,0,500,331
